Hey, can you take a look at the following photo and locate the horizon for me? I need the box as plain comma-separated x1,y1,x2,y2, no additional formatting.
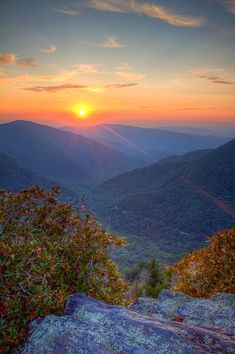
1,0,235,127
1,118,235,137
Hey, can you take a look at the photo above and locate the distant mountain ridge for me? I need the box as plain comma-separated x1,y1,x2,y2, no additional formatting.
92,140,235,265
63,124,228,163
0,120,143,191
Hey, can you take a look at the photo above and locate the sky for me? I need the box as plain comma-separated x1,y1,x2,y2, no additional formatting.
0,0,235,127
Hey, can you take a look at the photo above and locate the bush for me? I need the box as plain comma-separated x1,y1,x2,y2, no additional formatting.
171,227,235,298
0,187,127,352
126,259,170,299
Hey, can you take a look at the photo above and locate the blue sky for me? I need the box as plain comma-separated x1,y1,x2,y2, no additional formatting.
0,0,234,126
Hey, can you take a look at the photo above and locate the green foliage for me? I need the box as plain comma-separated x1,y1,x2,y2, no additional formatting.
0,187,127,353
171,228,235,298
126,259,170,299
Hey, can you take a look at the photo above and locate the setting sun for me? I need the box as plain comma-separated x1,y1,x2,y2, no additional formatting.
73,105,91,119
79,108,87,117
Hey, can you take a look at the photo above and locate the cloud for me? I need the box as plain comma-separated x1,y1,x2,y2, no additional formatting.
0,53,37,68
96,36,124,48
16,58,37,68
222,0,235,14
0,70,79,88
54,7,79,16
87,0,127,12
115,71,145,80
104,83,138,88
115,62,132,70
196,75,234,85
41,45,57,53
176,107,215,111
0,53,16,66
191,68,234,85
24,84,88,93
23,82,138,92
86,0,205,27
0,69,12,76
77,64,98,73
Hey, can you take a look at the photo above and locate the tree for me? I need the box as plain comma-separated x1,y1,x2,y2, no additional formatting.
126,259,170,299
0,187,127,352
171,227,235,298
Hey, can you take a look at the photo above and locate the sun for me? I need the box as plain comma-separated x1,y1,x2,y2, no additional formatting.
79,108,87,117
73,105,91,119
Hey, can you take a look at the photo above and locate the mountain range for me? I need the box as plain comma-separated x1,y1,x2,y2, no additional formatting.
92,140,235,265
0,119,234,266
63,124,228,164
0,121,143,191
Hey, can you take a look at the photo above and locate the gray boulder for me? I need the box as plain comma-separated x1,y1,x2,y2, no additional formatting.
22,291,235,354
130,290,192,318
130,290,235,334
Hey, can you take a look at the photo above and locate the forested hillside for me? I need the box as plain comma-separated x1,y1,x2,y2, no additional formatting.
0,152,50,191
92,140,235,265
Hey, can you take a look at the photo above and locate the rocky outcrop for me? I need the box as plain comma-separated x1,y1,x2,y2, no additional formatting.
130,290,235,333
22,290,235,354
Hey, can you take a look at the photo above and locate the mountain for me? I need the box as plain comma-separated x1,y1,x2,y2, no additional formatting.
92,141,235,265
63,124,228,163
0,151,50,191
0,121,142,191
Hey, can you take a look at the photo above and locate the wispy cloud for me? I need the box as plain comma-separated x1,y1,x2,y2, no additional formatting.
23,84,87,93
87,0,127,12
0,53,37,68
104,83,138,88
191,68,234,85
77,64,98,73
0,70,78,86
0,69,12,76
54,7,79,16
23,82,138,92
16,58,37,68
41,45,57,53
115,71,145,80
95,36,124,48
86,0,205,27
115,62,132,71
196,75,234,85
222,0,235,14
0,53,16,66
176,107,215,111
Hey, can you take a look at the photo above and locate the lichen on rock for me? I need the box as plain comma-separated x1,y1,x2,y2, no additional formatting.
21,291,235,354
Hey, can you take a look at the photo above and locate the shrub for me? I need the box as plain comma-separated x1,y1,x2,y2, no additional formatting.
0,187,127,352
171,227,235,298
127,259,170,299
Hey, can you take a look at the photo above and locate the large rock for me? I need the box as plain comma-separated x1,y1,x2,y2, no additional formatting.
22,291,235,354
130,290,235,333
130,290,192,318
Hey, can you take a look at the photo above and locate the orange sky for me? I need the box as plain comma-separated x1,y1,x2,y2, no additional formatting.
0,0,235,127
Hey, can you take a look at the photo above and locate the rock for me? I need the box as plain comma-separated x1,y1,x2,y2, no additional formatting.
130,290,235,334
211,293,235,307
130,290,193,318
22,291,235,354
177,298,235,333
128,296,157,315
